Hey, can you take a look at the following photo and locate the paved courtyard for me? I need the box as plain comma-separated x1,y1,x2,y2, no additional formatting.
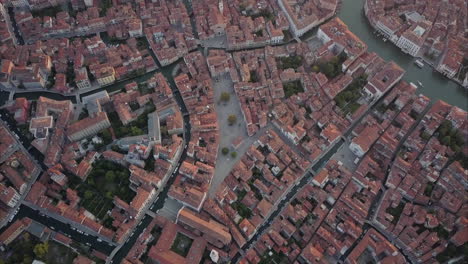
156,198,183,222
330,139,359,172
201,35,227,49
305,35,323,52
208,73,249,196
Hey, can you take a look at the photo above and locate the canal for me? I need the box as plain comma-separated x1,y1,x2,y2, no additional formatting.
338,0,467,110
109,62,191,263
0,0,467,262
0,61,179,106
2,0,466,110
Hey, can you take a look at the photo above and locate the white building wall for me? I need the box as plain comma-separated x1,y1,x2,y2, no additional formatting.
349,142,365,157
396,36,420,57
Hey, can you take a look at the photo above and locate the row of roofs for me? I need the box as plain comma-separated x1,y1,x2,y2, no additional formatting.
14,3,142,43
371,99,468,262
0,121,40,225
0,34,156,92
240,158,406,264
169,51,219,212
192,0,289,49
194,128,311,257
238,80,467,263
216,18,403,165
365,0,467,80
19,69,187,244
141,0,197,66
278,0,338,37
0,3,16,45
140,17,467,263
0,215,104,263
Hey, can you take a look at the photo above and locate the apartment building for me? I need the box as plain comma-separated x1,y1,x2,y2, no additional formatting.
67,112,111,141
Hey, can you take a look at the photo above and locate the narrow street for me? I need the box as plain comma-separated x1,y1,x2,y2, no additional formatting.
108,82,191,264
2,0,462,262
6,7,24,45
0,53,192,263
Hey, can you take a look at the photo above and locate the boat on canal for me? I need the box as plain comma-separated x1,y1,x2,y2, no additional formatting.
415,59,424,68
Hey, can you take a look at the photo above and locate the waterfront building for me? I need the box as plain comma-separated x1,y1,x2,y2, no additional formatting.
375,16,401,43
75,67,92,90
395,23,430,57
94,67,115,87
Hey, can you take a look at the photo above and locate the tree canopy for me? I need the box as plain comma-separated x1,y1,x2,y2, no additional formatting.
220,92,231,102
33,242,49,260
228,115,237,125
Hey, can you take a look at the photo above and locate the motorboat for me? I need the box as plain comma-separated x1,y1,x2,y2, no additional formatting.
415,59,424,68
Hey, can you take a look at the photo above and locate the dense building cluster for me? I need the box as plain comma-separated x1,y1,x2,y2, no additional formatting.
0,34,156,92
8,70,186,245
0,0,466,263
278,0,338,37
193,0,289,49
0,121,40,223
365,0,468,83
170,51,219,212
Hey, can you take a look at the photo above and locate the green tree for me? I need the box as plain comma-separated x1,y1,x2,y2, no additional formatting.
105,171,116,182
437,120,452,136
335,96,345,108
84,190,94,200
221,147,229,155
23,232,30,241
87,177,95,186
420,131,431,141
454,132,464,145
21,256,32,264
117,171,127,180
249,71,259,83
111,145,121,152
228,115,237,125
330,56,339,64
321,62,335,77
101,129,112,143
220,92,231,102
231,151,237,158
105,191,114,199
129,126,142,136
312,65,320,72
33,242,49,259
441,136,451,146
79,109,89,120
450,144,461,153
449,128,457,137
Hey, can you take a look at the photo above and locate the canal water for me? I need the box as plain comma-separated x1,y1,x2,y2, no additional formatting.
0,62,178,106
338,0,467,110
